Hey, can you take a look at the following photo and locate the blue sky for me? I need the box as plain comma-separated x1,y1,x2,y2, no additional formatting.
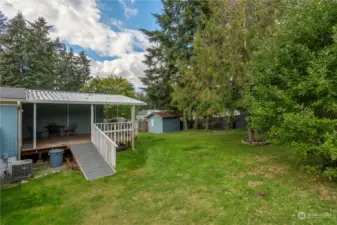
85,0,162,61
0,0,162,88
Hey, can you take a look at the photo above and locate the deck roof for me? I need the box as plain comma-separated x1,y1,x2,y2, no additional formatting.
1,86,146,105
26,89,146,105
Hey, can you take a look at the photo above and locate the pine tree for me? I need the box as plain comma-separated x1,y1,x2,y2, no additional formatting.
0,12,91,91
0,11,8,53
23,17,56,89
189,0,281,135
142,0,207,129
0,12,28,87
0,11,7,34
140,45,173,109
74,51,91,90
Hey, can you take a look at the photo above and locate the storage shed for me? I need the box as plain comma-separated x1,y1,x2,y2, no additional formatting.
146,112,180,133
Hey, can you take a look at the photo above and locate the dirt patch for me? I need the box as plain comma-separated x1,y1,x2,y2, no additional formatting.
312,185,337,201
249,165,289,179
232,172,246,179
248,181,263,187
254,190,268,196
255,156,272,163
320,190,337,201
210,131,229,135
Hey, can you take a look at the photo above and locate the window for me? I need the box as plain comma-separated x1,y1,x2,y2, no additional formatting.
151,118,154,127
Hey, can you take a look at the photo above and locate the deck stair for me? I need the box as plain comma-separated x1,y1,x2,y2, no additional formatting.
70,143,115,180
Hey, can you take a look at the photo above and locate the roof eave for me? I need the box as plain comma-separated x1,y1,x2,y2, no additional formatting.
24,100,147,105
0,98,25,102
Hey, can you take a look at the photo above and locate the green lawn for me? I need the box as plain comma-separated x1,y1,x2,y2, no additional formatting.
1,131,336,224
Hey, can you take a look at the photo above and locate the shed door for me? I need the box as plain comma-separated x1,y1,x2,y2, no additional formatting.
0,105,18,158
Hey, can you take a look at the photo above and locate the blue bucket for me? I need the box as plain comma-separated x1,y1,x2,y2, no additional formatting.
48,149,64,168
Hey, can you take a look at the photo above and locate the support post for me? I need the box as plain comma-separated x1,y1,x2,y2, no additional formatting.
33,103,37,149
91,104,94,141
67,104,69,127
17,102,22,159
131,105,135,150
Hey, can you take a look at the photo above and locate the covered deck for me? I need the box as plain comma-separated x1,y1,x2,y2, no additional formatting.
18,89,145,180
22,134,91,156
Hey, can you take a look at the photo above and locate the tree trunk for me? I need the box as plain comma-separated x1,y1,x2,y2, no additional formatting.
183,109,188,130
247,116,256,143
205,115,209,130
248,126,254,143
193,112,199,129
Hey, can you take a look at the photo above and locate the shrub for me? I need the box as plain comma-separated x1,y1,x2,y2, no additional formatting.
249,0,337,180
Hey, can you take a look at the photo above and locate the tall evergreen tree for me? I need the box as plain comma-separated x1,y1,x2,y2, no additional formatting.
0,11,91,91
0,11,8,53
55,47,91,91
23,17,56,89
142,0,207,129
74,51,91,90
0,12,28,87
0,11,7,34
188,0,281,135
141,45,173,109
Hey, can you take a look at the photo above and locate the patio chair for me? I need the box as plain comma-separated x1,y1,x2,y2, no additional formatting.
46,122,61,138
64,123,77,136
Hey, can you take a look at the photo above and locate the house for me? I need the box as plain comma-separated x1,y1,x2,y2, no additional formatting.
146,112,180,133
0,87,146,180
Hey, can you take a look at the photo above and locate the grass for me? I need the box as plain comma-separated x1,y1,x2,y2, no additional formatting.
1,131,336,224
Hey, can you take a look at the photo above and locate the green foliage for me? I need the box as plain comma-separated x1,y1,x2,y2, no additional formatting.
249,0,337,180
0,11,91,91
141,0,205,112
81,76,135,119
323,167,337,181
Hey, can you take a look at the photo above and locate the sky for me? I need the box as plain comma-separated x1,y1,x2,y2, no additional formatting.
0,0,162,89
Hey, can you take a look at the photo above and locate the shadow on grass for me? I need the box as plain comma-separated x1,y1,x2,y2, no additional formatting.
117,136,165,171
182,145,204,151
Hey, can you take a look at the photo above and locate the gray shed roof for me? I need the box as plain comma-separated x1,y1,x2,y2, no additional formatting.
26,89,146,105
0,87,26,100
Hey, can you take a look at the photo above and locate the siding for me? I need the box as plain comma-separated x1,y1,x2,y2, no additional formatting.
148,115,163,133
22,103,104,139
162,117,180,133
0,104,18,158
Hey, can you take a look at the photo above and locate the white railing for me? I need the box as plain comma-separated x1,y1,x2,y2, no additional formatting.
92,124,118,169
95,122,136,144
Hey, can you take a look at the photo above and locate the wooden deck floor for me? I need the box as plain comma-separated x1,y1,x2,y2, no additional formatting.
22,134,91,155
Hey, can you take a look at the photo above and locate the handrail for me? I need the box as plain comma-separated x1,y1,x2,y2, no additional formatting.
92,124,118,169
93,124,118,147
94,122,135,144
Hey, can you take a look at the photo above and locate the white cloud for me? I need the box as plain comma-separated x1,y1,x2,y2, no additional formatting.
0,0,149,88
109,19,124,29
119,0,138,18
90,52,146,89
0,0,146,57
